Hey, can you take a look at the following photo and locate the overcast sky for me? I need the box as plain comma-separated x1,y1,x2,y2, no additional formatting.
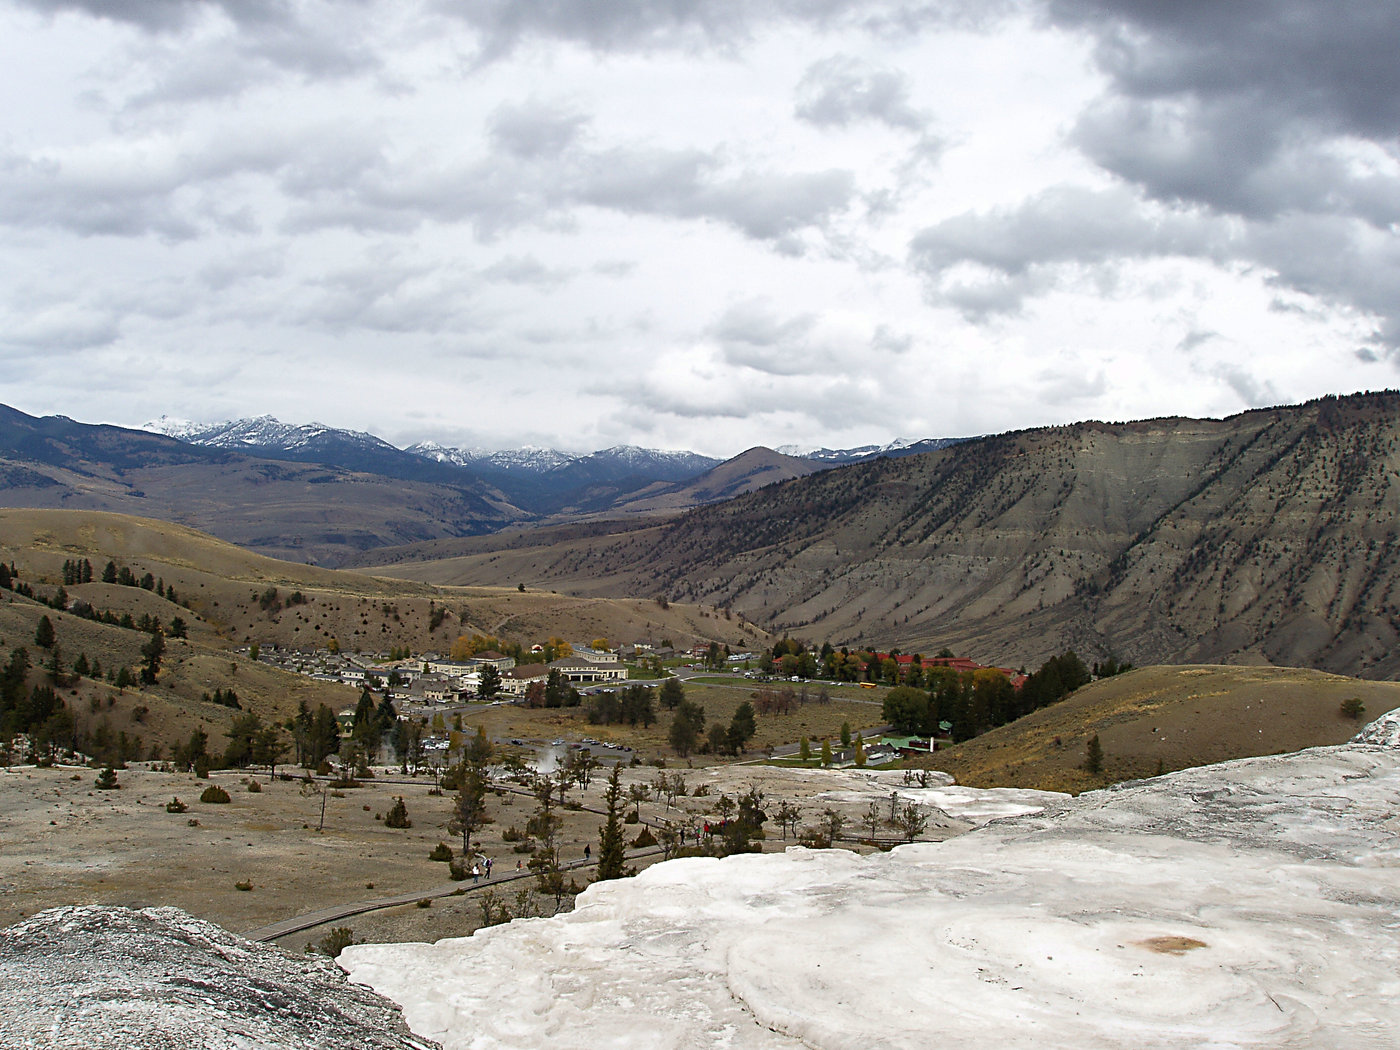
1,1,1397,457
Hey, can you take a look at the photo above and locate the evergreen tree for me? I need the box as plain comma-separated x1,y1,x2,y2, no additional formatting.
351,688,379,751
596,763,627,881
728,701,757,752
139,631,164,685
658,676,685,710
527,783,567,912
1084,733,1104,776
668,699,705,756
310,704,340,767
478,663,502,700
449,765,489,855
102,561,117,584
34,616,55,650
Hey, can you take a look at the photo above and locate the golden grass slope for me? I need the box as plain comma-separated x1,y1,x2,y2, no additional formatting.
0,509,770,757
916,664,1400,793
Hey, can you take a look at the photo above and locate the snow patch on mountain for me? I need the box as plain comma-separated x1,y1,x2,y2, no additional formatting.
142,415,396,453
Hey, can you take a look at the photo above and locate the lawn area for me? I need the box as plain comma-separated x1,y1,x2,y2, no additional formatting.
442,682,888,764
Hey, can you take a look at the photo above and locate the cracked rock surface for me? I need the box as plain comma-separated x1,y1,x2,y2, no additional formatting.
0,905,437,1050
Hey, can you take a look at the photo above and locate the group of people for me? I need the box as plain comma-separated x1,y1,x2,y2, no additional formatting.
468,856,494,881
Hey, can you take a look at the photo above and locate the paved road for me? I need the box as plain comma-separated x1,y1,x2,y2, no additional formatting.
244,846,665,942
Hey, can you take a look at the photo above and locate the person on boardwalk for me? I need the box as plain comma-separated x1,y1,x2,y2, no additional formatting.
584,844,591,860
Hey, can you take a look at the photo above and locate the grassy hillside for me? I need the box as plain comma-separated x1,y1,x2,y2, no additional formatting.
912,665,1400,793
0,509,770,761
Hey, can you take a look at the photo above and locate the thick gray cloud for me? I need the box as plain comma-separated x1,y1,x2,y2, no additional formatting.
909,185,1230,316
959,1,1400,348
795,55,927,131
14,0,231,31
1049,1,1400,137
277,137,855,245
488,102,590,159
440,0,1021,59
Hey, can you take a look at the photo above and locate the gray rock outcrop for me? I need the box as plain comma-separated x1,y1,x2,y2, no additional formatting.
0,905,437,1050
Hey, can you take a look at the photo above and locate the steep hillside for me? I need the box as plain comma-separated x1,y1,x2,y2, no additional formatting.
590,447,831,518
358,392,1400,678
912,664,1400,792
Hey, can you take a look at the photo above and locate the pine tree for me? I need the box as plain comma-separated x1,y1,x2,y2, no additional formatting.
34,616,55,649
596,763,627,881
448,765,488,855
1084,733,1104,776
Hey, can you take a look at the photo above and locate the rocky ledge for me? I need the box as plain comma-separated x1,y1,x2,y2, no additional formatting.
0,905,437,1049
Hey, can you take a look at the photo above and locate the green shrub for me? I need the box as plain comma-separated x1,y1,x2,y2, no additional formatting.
632,827,657,848
308,927,356,958
166,797,188,813
429,842,454,862
200,785,231,804
94,767,120,790
385,797,412,828
234,880,253,891
416,898,432,908
247,781,261,793
501,825,524,842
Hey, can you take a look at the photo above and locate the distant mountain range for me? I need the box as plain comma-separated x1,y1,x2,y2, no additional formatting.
140,415,952,514
776,436,967,463
0,405,950,566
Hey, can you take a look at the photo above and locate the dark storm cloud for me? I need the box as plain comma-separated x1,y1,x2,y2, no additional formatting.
1048,1,1400,137
1046,1,1400,226
794,55,927,131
